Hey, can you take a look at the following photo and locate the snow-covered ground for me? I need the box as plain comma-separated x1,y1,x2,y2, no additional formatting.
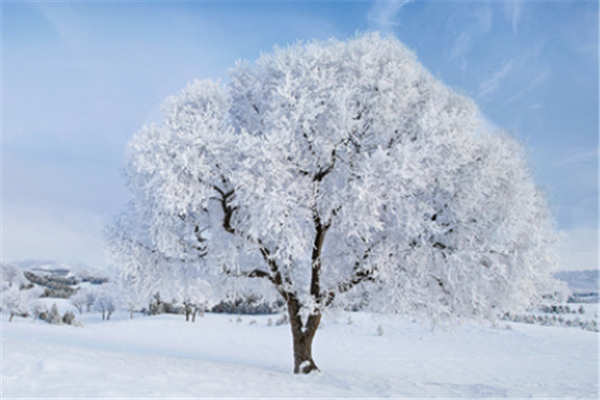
2,307,598,398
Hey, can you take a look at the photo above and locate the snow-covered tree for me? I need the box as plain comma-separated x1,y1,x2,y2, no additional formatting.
106,199,212,310
1,283,43,322
108,33,562,373
116,278,148,319
94,287,117,321
47,303,62,325
176,276,214,322
1,263,28,289
1,264,42,322
70,290,87,314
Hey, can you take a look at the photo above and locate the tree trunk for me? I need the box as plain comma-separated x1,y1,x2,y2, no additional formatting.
286,296,321,374
9,312,14,323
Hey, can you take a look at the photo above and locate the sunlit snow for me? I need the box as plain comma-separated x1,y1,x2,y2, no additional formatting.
2,308,597,398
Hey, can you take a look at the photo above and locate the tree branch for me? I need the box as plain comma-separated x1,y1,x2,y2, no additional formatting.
320,238,381,306
121,233,207,264
212,185,237,235
224,268,276,284
211,183,292,300
310,207,330,299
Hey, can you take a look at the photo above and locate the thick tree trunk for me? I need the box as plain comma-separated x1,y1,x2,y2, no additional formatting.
286,296,321,374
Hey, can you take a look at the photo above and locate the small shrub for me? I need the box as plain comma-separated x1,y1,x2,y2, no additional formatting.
62,311,76,325
275,313,288,326
46,304,62,325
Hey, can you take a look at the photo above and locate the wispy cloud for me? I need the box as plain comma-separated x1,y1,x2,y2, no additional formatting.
504,1,524,36
367,1,413,32
35,3,87,47
449,32,471,73
556,149,599,167
477,61,514,99
561,7,599,64
475,5,493,34
501,69,549,106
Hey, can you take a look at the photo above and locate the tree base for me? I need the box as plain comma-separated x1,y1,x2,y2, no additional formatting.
295,359,320,374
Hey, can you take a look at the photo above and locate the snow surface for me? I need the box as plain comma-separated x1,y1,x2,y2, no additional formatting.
2,309,598,398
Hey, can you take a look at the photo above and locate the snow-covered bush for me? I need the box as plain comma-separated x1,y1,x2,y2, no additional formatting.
1,282,43,322
62,310,77,325
35,304,80,326
108,33,562,373
43,304,63,325
147,292,180,315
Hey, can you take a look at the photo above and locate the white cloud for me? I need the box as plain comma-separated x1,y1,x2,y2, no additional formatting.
367,1,413,32
477,61,514,99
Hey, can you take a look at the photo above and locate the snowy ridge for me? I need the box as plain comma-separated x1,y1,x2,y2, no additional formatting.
3,259,110,281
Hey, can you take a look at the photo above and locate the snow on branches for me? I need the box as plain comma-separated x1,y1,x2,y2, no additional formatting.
107,33,562,373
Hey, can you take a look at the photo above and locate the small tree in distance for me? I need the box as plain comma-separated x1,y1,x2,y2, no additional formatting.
70,290,87,314
95,288,116,321
108,33,562,374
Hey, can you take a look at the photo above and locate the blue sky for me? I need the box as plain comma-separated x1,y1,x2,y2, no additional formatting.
2,1,598,271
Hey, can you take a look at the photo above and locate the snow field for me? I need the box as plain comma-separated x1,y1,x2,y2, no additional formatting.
2,310,598,398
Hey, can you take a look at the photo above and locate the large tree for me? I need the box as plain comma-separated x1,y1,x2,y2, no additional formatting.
109,33,561,374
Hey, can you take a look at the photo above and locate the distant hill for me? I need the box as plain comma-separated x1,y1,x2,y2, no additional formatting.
554,270,599,294
5,259,111,280
553,270,599,303
2,259,112,298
